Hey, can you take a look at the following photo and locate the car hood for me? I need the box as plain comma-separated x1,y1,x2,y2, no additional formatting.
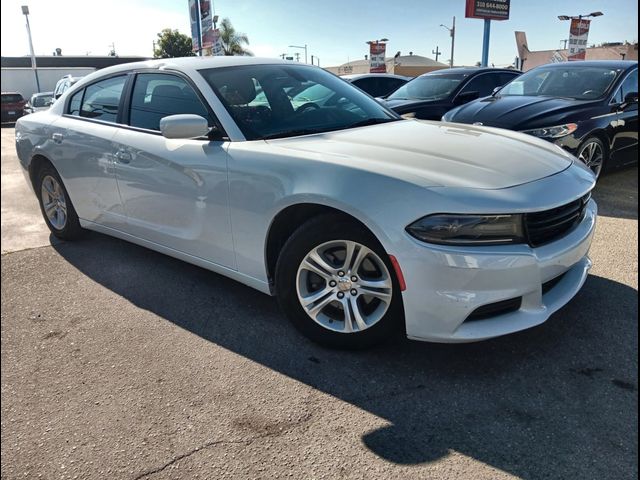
447,95,600,129
266,120,573,189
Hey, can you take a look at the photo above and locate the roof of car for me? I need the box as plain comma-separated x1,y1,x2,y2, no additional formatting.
31,91,54,97
418,67,521,78
1,91,23,95
533,60,637,69
341,73,411,81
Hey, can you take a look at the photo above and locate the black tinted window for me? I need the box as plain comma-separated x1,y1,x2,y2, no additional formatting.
2,94,23,103
80,76,126,123
129,73,211,131
460,73,505,97
68,90,83,115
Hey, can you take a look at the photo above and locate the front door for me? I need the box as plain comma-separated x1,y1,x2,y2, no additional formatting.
112,72,235,269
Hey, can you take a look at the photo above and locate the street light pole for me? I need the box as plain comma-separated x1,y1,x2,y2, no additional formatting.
558,11,603,60
21,5,40,93
289,44,307,63
440,16,455,68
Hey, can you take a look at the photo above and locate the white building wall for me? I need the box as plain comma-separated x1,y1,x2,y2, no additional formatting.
1,67,95,99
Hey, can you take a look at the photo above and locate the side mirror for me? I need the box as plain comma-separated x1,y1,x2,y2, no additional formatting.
454,90,480,105
623,91,638,104
492,86,502,95
160,114,211,139
45,99,54,106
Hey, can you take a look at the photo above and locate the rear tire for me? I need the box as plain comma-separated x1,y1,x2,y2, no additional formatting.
35,163,83,240
275,214,403,349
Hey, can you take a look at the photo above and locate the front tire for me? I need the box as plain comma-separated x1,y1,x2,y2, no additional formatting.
577,136,607,179
35,163,83,240
275,214,403,349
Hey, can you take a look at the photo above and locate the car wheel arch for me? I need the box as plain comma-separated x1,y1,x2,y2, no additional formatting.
28,154,55,190
264,203,388,293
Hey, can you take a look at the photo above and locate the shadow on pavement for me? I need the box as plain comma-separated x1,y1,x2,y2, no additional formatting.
52,232,638,479
593,166,638,220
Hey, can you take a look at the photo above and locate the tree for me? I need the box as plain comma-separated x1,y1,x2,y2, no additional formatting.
154,29,195,58
218,18,252,56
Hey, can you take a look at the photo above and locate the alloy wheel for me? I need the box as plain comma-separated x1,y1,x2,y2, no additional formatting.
578,140,604,178
296,240,393,333
41,174,68,230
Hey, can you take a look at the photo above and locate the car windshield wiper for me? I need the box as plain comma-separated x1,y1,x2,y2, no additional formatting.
262,127,336,140
345,117,401,129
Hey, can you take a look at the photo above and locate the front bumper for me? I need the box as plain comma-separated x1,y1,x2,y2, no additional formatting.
400,199,597,343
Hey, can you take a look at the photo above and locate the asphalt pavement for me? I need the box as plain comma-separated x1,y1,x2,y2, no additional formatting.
1,126,638,479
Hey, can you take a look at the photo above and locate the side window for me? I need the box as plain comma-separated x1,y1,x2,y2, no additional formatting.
383,78,407,95
80,75,127,123
68,89,83,115
619,69,638,102
353,78,379,96
129,73,212,131
460,73,503,97
497,73,519,90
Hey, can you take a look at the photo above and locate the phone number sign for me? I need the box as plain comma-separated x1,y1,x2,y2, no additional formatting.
465,0,510,20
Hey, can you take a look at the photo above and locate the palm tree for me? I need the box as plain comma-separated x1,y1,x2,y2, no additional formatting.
218,18,252,56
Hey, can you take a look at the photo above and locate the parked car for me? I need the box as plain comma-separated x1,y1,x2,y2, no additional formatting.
341,73,411,98
1,92,27,123
443,61,638,179
16,57,596,349
24,92,54,114
52,75,83,101
384,67,521,120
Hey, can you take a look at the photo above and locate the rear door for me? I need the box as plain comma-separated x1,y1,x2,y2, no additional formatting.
610,68,638,165
111,71,235,268
49,74,128,229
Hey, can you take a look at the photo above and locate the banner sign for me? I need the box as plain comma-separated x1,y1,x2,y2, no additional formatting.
188,0,201,52
200,0,215,49
567,18,590,61
465,0,510,20
211,28,224,56
369,42,387,73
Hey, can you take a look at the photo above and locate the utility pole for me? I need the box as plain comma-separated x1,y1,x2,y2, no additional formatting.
561,39,568,49
440,16,456,68
21,5,40,93
432,46,441,62
289,44,308,63
294,52,300,62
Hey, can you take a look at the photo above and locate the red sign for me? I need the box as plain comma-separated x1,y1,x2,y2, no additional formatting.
567,18,591,61
369,42,386,73
465,0,510,20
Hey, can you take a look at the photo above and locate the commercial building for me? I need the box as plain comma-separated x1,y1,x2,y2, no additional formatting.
1,56,150,99
326,53,448,77
515,32,638,71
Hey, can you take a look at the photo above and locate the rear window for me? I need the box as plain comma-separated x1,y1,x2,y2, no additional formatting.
2,94,24,104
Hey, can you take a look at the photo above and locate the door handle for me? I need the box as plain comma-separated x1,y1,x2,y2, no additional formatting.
114,149,132,164
52,133,63,144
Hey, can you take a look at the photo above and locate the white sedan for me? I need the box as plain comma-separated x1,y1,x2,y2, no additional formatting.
15,57,597,349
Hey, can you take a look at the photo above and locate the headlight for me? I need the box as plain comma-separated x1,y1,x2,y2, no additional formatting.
406,214,525,246
521,123,578,139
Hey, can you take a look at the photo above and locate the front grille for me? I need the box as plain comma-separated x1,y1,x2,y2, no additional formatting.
525,193,591,247
466,297,523,322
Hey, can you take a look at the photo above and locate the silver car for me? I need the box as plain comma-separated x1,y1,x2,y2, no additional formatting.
15,57,597,348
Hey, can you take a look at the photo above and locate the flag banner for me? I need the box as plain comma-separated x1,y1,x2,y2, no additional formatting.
189,0,201,52
200,0,215,49
567,18,590,61
369,42,386,73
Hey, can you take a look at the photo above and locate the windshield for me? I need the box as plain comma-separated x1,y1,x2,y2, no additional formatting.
199,64,399,140
2,94,23,104
387,74,465,101
499,66,619,100
32,94,53,107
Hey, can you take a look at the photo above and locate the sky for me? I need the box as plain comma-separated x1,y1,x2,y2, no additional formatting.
1,0,637,67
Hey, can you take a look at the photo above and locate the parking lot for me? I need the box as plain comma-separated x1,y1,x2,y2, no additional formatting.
1,125,637,478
